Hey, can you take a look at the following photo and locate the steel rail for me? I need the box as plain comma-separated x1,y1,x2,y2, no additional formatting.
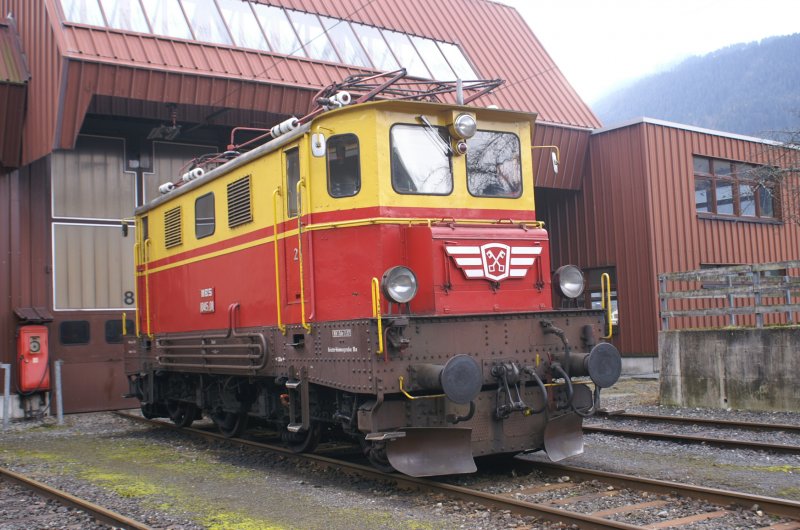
596,411,800,434
114,412,639,529
0,465,152,530
583,425,800,454
524,461,800,520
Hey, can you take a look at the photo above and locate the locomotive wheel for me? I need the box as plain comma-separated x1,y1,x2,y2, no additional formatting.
281,423,321,453
140,403,158,419
212,411,248,438
363,441,396,474
166,400,197,428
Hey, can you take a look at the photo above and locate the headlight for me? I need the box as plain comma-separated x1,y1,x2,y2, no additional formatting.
554,265,584,299
381,266,418,304
450,113,477,139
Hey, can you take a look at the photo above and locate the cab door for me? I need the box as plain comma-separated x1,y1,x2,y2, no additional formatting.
282,146,303,306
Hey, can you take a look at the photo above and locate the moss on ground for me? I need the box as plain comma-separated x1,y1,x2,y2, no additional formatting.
0,429,439,529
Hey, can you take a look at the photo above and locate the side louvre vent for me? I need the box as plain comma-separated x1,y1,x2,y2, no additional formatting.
164,206,182,249
227,175,252,228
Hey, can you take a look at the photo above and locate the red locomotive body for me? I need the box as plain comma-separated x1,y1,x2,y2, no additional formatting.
126,74,621,476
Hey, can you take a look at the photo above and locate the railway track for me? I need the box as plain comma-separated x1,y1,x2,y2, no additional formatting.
0,465,152,530
585,412,800,454
597,411,800,434
115,411,800,529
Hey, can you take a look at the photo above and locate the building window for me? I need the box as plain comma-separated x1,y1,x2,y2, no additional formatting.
105,319,135,343
693,156,777,220
327,135,361,198
195,192,215,238
99,0,150,32
58,1,478,82
60,320,91,345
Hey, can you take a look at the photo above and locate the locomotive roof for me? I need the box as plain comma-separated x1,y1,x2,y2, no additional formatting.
135,99,538,215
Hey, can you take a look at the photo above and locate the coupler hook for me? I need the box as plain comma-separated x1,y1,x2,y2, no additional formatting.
492,362,530,419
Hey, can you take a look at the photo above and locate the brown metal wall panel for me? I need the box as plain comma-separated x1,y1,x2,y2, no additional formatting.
55,344,137,413
0,84,26,167
1,0,65,166
0,17,29,168
533,123,591,191
0,159,52,394
549,120,800,356
546,124,655,356
643,122,800,333
0,18,29,83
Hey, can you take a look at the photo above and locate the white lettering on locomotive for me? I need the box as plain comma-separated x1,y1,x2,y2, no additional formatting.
199,287,215,313
332,329,352,337
327,346,358,353
446,244,542,281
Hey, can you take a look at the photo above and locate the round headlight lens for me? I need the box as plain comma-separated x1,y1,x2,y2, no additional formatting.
554,265,585,299
452,114,477,139
381,266,418,304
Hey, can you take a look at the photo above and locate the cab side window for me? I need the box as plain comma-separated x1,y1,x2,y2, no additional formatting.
327,134,361,198
195,192,215,239
286,148,300,217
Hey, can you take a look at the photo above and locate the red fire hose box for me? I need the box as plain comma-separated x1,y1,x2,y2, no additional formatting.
17,325,50,393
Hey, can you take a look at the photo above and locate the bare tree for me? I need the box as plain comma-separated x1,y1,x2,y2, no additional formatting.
749,127,800,225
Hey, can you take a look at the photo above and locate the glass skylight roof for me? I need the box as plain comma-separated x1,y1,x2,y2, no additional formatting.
59,0,478,81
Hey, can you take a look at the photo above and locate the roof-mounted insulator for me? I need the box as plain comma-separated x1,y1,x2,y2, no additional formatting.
159,182,176,194
181,167,204,183
318,91,352,110
270,117,299,138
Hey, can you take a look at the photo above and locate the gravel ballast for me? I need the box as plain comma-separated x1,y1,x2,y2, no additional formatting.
0,376,797,529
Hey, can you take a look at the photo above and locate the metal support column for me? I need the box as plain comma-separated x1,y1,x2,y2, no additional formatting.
54,360,64,425
1,364,10,430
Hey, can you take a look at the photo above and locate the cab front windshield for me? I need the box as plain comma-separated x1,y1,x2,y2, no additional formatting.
390,124,522,198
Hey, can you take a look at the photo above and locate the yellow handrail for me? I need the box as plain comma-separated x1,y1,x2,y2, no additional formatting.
371,277,384,356
144,238,153,338
303,216,544,232
122,312,127,336
398,376,445,400
295,178,311,332
272,188,286,335
133,241,140,337
601,272,613,339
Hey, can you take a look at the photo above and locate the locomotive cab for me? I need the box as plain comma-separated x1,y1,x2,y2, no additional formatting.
127,73,621,477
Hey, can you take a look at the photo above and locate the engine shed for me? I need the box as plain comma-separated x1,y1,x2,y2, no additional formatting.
0,0,798,415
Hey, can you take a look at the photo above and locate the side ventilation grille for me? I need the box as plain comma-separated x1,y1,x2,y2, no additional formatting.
164,206,182,249
227,175,252,228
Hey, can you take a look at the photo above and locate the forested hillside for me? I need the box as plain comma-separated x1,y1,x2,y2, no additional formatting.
593,33,800,139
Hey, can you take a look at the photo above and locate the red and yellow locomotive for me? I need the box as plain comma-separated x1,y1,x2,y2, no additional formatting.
126,73,621,476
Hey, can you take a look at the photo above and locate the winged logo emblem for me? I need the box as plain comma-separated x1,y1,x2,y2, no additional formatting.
445,243,542,282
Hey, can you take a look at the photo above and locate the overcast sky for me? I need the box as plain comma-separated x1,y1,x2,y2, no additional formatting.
499,0,800,104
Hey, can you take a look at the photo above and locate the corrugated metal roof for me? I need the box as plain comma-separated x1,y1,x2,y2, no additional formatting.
0,17,30,84
54,0,598,129
594,116,783,146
